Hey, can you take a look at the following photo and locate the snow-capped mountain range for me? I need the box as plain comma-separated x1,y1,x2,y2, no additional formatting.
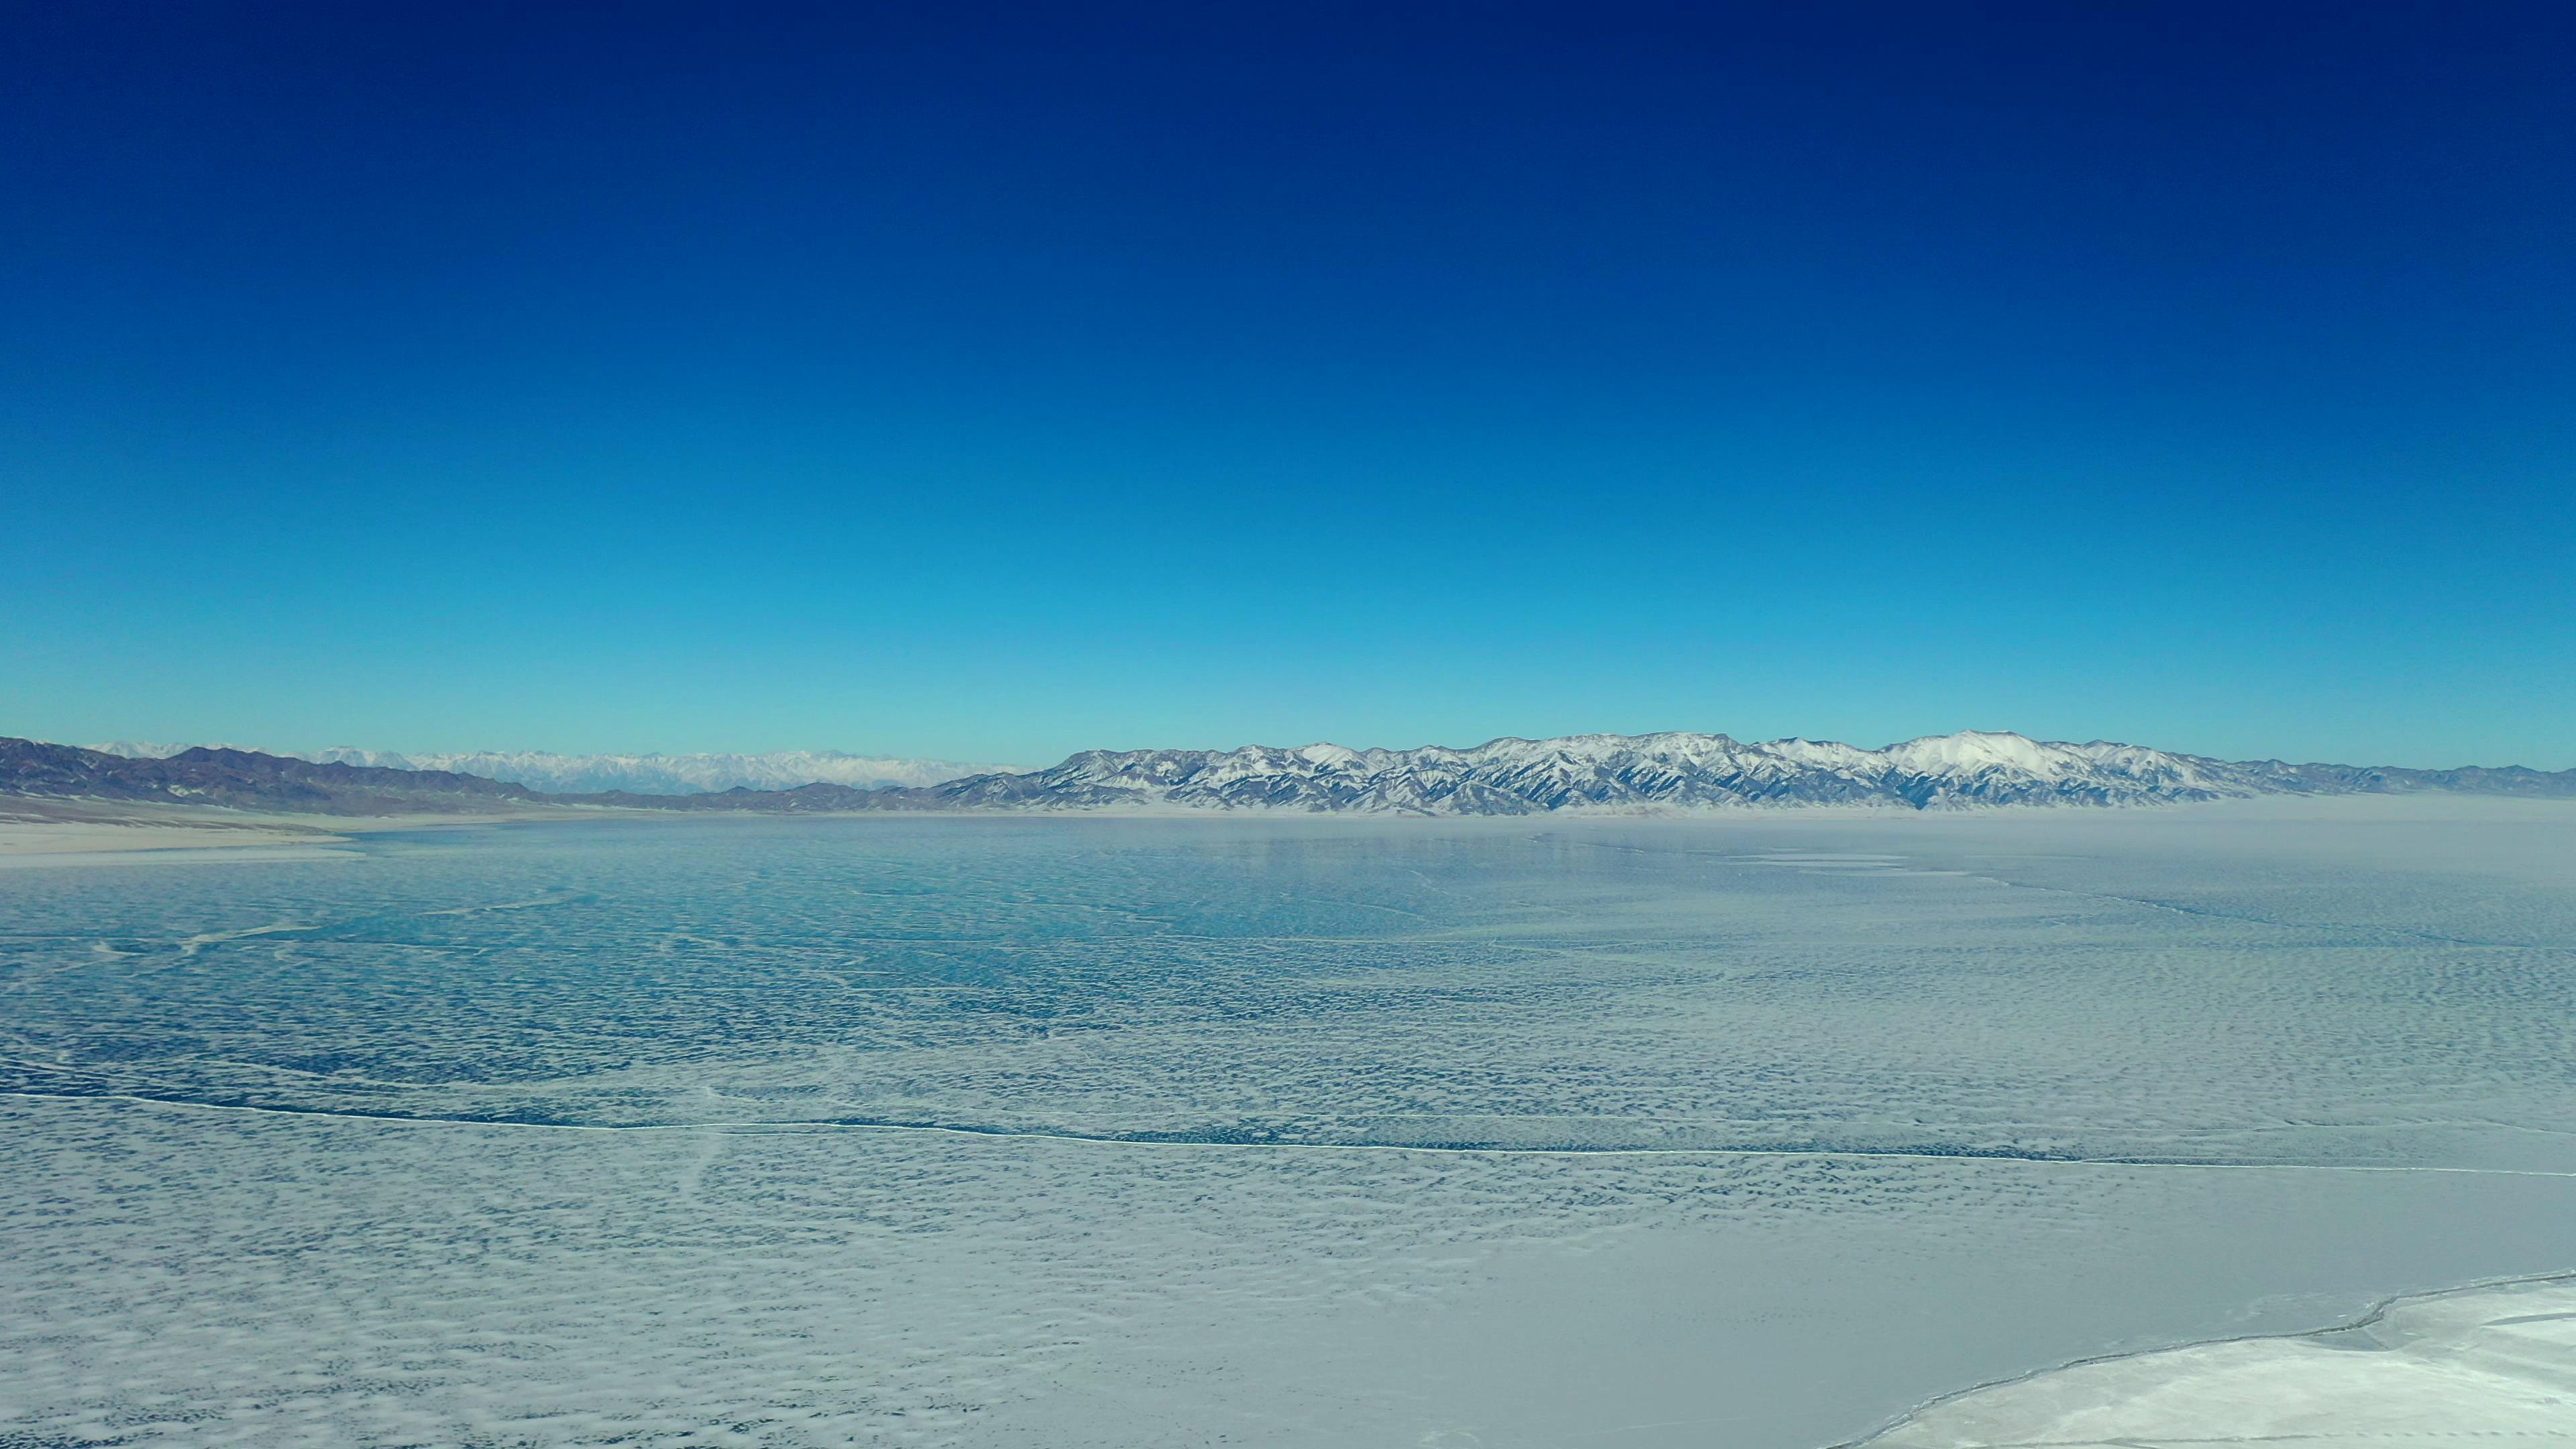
51,730,2572,814
906,730,2573,814
87,743,1011,796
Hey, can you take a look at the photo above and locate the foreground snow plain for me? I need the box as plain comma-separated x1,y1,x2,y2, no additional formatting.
2,798,2570,1446
1868,1272,2576,1446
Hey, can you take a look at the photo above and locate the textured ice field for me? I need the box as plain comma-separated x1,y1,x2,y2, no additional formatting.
2,799,2573,1446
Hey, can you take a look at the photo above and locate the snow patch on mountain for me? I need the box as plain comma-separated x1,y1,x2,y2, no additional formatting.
930,730,2359,814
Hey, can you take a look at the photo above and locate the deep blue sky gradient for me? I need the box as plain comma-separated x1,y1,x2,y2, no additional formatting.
5,3,2571,766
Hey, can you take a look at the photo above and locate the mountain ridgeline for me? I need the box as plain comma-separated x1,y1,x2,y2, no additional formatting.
0,739,540,815
86,742,1007,794
6,731,2573,817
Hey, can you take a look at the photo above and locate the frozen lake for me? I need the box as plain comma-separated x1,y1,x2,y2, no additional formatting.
3,800,2573,1446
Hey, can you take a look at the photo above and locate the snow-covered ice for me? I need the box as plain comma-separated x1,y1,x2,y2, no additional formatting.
1,799,2571,1445
1864,1272,2576,1446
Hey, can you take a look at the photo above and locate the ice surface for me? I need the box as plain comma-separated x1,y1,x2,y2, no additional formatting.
2,799,2571,1445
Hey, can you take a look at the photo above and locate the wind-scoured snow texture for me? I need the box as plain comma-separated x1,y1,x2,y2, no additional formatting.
90,742,1010,794
928,729,2571,813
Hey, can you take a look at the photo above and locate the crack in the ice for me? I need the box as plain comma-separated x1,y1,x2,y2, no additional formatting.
6,1088,2572,1179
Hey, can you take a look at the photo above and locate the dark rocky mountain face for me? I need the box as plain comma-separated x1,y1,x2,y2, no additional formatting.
0,739,541,815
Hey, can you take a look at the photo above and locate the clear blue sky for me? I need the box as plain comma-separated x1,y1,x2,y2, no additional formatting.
5,3,2571,767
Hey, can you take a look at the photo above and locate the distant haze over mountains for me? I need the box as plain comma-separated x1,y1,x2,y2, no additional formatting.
86,743,1013,796
11,731,2572,817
